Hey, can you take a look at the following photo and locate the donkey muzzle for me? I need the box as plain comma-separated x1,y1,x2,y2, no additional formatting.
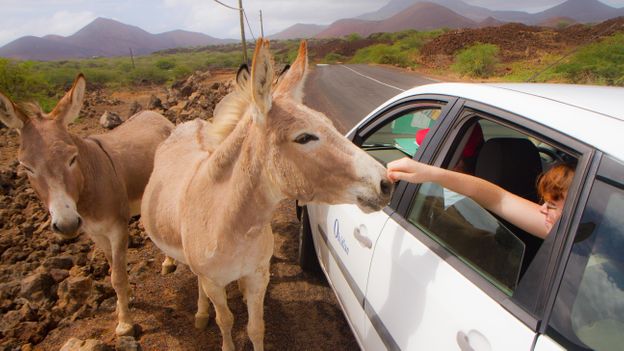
51,216,82,238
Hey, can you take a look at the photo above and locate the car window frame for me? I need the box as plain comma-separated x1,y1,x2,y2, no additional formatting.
348,94,460,215
391,97,597,331
542,153,624,349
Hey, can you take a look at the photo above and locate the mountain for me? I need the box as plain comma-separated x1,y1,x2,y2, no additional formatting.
316,2,477,38
355,0,623,25
532,0,624,24
269,23,328,40
0,17,235,61
357,0,533,23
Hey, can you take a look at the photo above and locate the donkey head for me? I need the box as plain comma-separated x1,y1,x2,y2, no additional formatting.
0,74,86,238
248,39,392,212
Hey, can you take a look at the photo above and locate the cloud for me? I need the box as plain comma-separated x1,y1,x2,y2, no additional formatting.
160,0,381,39
0,10,96,45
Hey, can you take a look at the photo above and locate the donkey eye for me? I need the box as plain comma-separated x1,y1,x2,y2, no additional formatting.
294,133,319,144
69,155,78,167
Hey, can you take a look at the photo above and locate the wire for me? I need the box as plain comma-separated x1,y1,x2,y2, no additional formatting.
213,0,238,11
242,9,256,41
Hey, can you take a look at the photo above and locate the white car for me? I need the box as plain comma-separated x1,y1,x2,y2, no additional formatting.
298,83,624,351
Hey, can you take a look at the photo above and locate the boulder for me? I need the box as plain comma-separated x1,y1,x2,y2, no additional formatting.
19,272,55,301
56,276,93,313
99,111,123,129
60,337,110,351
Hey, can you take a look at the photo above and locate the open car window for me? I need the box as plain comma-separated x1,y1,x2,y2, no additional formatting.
361,107,442,166
407,114,577,295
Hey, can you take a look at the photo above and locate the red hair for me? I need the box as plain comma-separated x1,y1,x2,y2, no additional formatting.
537,163,575,202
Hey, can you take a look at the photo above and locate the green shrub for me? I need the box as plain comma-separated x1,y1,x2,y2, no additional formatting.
155,59,176,70
0,59,55,110
555,33,624,86
351,44,411,67
127,66,169,85
452,43,500,77
346,33,362,42
323,52,347,64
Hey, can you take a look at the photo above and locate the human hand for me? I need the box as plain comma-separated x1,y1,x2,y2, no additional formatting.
387,157,432,184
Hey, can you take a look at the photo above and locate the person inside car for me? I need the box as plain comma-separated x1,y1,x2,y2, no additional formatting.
387,159,575,239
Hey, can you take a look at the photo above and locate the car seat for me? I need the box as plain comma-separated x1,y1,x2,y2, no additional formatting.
474,137,544,275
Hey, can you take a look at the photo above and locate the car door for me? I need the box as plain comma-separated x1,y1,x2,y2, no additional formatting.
363,102,593,350
534,155,624,351
307,96,458,343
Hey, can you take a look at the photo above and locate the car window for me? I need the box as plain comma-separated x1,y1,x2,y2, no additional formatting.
406,114,575,295
548,163,624,350
361,107,442,166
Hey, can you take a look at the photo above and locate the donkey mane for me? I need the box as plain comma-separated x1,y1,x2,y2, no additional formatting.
202,70,252,152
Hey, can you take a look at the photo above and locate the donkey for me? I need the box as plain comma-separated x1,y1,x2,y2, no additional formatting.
0,74,174,336
141,39,392,351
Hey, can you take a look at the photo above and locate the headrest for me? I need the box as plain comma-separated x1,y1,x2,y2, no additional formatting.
475,138,542,202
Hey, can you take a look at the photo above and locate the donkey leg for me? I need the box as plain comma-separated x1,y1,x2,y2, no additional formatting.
195,276,211,329
161,256,177,275
199,276,235,351
109,227,134,336
239,264,270,351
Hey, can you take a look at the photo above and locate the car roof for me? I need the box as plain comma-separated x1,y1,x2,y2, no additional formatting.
383,83,624,162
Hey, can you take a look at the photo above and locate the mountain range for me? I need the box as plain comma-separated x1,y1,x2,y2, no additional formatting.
274,0,624,39
2,0,624,61
0,17,235,61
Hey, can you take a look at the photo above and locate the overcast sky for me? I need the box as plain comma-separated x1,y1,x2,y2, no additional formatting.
1,0,624,46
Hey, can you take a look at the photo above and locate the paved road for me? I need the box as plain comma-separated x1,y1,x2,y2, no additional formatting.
303,64,438,133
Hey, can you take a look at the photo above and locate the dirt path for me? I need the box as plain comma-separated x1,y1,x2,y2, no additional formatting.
36,202,358,351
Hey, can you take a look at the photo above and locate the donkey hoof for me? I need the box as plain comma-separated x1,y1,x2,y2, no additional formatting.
115,322,135,336
194,313,210,330
161,264,177,275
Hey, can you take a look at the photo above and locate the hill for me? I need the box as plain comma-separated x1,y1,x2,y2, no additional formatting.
0,17,235,61
270,23,328,40
355,0,623,25
316,2,477,38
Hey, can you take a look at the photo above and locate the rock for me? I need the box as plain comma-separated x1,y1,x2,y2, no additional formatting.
147,95,163,110
19,272,54,301
99,111,123,129
115,336,141,351
43,256,74,270
57,276,93,314
49,268,70,283
128,261,150,279
60,337,110,351
128,101,142,117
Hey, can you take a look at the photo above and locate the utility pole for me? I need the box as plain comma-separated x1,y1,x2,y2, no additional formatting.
260,10,264,38
238,0,248,64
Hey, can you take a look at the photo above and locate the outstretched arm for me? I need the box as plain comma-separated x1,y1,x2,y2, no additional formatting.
387,158,548,238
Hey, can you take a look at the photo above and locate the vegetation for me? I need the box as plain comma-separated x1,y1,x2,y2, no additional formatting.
0,50,244,110
1,27,622,111
554,33,624,86
349,29,445,68
452,43,500,78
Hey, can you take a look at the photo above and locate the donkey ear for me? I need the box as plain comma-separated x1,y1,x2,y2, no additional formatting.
0,92,25,129
52,73,86,126
250,39,274,121
236,64,250,87
273,40,308,102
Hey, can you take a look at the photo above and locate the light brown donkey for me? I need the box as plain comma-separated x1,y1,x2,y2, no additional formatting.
0,74,174,336
141,39,392,350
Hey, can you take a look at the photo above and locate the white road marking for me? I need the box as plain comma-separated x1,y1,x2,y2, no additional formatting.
341,65,406,92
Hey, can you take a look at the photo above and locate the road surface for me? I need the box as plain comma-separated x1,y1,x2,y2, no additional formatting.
304,64,438,133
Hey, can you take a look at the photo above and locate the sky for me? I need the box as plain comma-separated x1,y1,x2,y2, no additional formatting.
1,0,624,46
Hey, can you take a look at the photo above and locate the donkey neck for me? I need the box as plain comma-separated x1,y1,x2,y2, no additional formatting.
197,114,283,232
72,134,126,220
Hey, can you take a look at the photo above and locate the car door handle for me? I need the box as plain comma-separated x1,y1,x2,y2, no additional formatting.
353,225,372,249
456,330,491,351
